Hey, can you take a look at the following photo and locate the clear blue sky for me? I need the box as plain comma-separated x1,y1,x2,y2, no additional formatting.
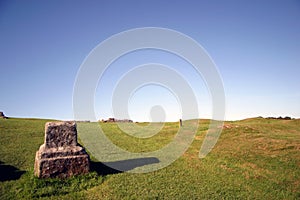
0,0,299,121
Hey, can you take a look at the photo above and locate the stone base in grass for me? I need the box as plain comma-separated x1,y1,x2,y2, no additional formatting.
34,145,89,178
34,121,90,178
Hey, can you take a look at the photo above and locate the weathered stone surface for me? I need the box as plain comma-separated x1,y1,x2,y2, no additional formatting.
34,121,90,178
37,144,87,159
45,121,77,148
34,154,89,178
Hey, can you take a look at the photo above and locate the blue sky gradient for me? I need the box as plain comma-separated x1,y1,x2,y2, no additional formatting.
0,0,299,121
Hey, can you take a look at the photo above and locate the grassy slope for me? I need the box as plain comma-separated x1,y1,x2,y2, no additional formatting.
0,118,299,199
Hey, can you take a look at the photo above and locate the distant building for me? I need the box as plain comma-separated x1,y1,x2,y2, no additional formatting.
101,117,133,123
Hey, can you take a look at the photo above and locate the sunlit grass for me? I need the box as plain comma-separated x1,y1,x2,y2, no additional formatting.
0,117,299,199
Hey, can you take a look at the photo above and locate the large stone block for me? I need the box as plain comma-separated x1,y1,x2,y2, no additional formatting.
44,121,78,148
34,121,90,178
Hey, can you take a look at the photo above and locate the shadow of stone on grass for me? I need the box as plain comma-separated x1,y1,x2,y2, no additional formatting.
0,161,25,181
90,157,159,175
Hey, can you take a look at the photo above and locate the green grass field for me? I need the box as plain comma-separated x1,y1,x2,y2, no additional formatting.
0,117,299,199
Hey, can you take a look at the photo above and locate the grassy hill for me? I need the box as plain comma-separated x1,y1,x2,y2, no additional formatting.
0,117,299,199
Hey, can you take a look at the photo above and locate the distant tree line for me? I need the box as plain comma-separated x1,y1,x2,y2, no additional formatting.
261,116,294,120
